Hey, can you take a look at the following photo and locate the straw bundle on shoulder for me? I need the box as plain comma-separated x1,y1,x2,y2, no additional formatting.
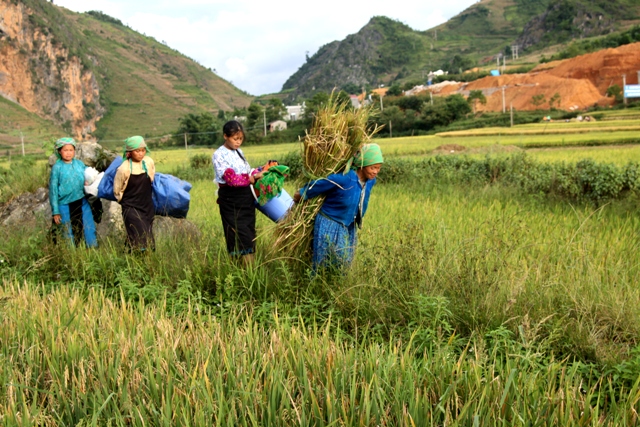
270,95,381,261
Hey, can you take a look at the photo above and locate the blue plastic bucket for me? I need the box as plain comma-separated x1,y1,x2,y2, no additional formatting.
251,187,294,223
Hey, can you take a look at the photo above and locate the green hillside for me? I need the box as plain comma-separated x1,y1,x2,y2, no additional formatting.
282,0,640,102
0,1,253,153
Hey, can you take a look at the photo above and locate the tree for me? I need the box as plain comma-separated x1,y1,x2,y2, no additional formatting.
175,112,219,146
548,92,561,110
266,98,286,123
341,82,362,95
247,103,263,127
386,84,403,96
467,90,487,114
606,85,623,104
303,92,330,122
531,94,546,108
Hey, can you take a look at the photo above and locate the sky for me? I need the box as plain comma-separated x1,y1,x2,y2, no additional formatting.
53,0,479,96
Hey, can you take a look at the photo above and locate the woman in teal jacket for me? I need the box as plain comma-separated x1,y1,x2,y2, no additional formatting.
49,137,97,247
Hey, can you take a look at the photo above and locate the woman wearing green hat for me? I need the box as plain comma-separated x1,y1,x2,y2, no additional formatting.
49,137,98,247
113,136,156,252
293,143,383,269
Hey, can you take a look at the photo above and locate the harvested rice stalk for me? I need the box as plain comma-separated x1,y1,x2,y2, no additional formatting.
269,94,381,261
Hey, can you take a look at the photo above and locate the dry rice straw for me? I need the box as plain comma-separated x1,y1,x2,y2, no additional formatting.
267,95,381,262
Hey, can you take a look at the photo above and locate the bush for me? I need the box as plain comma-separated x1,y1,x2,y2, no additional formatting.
281,150,640,206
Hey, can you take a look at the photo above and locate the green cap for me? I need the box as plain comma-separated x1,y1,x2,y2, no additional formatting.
54,137,76,159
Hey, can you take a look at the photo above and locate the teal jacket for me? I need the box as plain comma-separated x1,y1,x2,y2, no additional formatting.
49,159,86,216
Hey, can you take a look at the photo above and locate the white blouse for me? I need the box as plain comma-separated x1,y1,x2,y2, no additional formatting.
212,145,251,184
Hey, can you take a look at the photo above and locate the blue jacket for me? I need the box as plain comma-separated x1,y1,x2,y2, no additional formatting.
49,159,86,216
299,170,376,227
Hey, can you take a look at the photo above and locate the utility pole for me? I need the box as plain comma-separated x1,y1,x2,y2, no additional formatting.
502,86,506,114
389,121,392,138
623,74,627,106
184,132,188,151
20,131,24,156
510,103,514,127
380,93,383,111
430,91,433,106
263,109,267,136
511,45,519,60
503,55,506,73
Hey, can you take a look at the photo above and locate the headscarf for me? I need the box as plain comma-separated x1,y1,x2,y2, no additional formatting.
122,135,149,158
349,143,384,171
54,137,76,159
123,136,150,176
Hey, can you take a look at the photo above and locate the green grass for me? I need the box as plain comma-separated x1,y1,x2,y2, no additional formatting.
2,177,640,423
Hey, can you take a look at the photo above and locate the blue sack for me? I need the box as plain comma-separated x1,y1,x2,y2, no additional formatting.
97,156,123,201
152,173,192,218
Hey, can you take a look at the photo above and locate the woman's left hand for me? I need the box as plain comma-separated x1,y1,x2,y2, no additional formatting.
250,171,263,184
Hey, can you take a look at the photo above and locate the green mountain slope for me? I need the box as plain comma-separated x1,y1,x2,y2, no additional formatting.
282,0,640,102
0,0,252,153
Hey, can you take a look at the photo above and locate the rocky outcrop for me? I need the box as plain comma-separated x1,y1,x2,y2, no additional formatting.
0,0,104,139
516,1,619,51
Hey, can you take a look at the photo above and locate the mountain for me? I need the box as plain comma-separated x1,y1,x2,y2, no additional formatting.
281,0,640,102
0,0,252,152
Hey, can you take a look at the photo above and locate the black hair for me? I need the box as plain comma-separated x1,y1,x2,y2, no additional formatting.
223,120,245,138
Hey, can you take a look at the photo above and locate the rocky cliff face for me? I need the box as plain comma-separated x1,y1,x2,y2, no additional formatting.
0,0,103,139
516,1,623,51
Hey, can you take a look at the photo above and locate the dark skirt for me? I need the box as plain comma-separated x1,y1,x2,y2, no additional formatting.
312,213,357,268
218,185,256,255
121,174,155,252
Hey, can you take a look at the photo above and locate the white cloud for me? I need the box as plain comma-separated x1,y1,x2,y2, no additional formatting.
54,0,478,95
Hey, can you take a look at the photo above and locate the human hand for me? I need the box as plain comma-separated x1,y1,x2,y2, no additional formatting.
53,214,61,225
293,190,301,203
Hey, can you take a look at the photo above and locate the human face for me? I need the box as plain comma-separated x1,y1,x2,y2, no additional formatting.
359,163,382,181
59,144,75,162
223,132,244,150
130,147,146,162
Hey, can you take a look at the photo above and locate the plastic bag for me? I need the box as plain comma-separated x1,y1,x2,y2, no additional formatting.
84,167,104,197
97,156,123,201
152,173,192,218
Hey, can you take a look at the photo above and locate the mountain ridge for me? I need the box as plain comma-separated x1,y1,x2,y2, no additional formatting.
281,0,640,102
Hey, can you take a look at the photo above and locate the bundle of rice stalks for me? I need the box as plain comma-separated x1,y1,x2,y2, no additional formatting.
269,95,381,261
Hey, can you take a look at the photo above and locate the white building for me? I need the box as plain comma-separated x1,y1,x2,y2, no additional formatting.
284,104,304,121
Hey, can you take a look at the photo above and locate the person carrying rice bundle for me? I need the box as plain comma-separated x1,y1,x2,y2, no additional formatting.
293,143,383,269
114,136,156,253
49,137,98,248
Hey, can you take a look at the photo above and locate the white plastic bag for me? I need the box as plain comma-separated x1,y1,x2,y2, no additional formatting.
84,167,104,197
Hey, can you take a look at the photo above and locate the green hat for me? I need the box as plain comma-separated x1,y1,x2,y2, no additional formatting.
352,143,384,169
54,137,76,159
122,136,149,158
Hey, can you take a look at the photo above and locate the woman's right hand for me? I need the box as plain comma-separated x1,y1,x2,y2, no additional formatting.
53,214,61,225
293,190,301,203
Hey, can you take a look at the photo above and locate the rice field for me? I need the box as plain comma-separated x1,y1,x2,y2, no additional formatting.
2,177,640,424
2,127,640,424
